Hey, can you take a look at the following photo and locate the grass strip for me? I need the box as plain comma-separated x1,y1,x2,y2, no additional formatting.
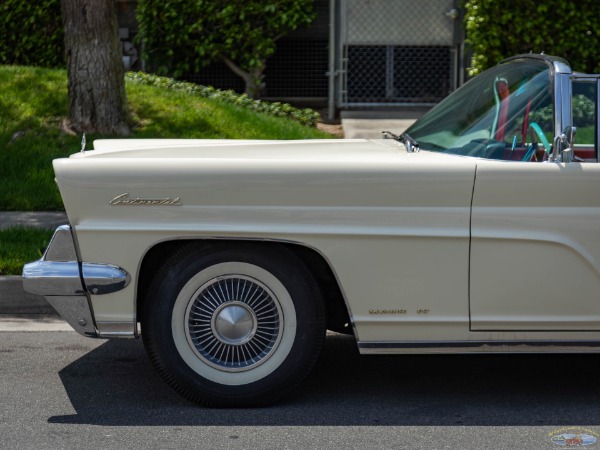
0,227,54,275
126,72,321,126
0,65,331,211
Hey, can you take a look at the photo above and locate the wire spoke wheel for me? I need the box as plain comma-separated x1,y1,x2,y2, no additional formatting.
186,275,283,372
142,243,325,407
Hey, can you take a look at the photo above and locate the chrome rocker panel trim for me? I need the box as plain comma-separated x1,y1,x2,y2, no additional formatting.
22,225,131,338
96,321,137,337
358,340,600,354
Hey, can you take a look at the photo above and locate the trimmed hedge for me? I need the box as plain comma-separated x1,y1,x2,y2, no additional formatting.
126,72,321,127
528,95,595,130
0,0,64,67
135,0,315,96
464,0,600,75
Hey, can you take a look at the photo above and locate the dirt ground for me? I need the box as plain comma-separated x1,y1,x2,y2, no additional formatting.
316,122,344,138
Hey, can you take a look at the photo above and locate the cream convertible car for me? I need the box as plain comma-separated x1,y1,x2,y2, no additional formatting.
24,54,600,407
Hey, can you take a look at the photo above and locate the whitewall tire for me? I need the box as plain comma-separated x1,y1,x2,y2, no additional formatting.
142,243,325,407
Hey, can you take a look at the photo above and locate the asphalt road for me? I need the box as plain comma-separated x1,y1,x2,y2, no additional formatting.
1,326,600,449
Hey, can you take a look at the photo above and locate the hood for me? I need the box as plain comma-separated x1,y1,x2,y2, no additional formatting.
68,138,464,163
54,138,477,228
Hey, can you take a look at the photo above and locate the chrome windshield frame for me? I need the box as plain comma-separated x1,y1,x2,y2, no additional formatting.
553,64,573,140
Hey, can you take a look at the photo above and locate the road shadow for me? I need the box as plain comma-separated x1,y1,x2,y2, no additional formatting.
48,333,600,426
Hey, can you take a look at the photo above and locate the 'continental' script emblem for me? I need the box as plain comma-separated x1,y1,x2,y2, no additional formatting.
110,193,182,206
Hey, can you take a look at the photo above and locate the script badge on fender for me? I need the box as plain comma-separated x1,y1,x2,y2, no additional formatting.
110,193,182,206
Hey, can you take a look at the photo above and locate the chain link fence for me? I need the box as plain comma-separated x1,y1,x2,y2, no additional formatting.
339,0,459,106
165,0,462,110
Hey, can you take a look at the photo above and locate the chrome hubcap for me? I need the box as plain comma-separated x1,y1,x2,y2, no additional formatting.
185,275,283,372
212,302,257,345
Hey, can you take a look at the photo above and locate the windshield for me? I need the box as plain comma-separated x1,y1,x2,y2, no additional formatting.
405,59,553,161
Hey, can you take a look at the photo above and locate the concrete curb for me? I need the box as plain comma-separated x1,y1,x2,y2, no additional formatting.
0,276,57,315
1,211,67,315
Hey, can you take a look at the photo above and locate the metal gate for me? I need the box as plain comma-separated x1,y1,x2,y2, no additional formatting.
338,0,461,107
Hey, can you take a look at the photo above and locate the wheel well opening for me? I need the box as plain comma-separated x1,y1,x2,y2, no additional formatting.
136,240,353,335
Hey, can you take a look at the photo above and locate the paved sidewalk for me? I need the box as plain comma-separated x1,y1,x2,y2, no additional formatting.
340,108,430,140
0,211,68,230
0,315,69,331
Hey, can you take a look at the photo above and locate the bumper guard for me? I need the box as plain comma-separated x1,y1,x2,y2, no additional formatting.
22,225,130,337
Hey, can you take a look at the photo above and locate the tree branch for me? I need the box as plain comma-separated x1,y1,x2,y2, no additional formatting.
220,55,250,82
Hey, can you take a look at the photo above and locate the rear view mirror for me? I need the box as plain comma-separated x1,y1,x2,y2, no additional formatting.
551,126,577,162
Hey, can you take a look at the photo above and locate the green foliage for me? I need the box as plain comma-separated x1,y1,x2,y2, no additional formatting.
0,66,72,211
572,94,596,127
126,72,320,126
464,0,600,75
0,65,329,211
526,105,553,130
0,227,54,275
0,0,64,67
527,95,595,129
136,0,315,89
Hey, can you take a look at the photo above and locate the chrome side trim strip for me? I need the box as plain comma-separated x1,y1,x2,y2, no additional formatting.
358,340,600,354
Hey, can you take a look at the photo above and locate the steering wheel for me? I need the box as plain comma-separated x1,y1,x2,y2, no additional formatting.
522,122,550,161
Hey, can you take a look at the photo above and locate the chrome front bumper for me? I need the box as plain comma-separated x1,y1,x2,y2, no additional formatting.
22,225,130,337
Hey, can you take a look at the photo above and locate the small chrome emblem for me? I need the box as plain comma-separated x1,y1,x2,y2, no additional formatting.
110,193,182,206
369,309,407,315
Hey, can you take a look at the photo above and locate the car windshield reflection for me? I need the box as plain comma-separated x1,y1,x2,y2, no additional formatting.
404,59,553,161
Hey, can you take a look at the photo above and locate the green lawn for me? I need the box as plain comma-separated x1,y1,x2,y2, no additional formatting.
0,227,54,275
0,65,330,211
0,65,331,274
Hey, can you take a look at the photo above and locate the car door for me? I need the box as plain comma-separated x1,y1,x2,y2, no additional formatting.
470,78,600,331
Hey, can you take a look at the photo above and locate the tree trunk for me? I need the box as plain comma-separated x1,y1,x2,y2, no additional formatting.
221,56,265,99
61,0,129,135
